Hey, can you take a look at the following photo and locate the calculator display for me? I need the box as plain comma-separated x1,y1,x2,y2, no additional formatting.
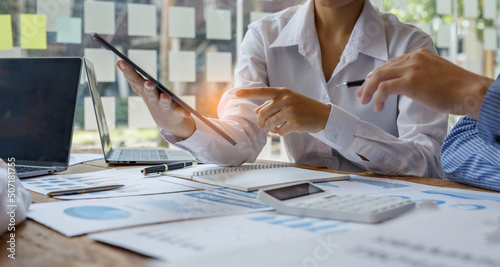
266,183,324,201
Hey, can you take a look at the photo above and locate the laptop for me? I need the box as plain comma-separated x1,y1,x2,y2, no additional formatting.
83,58,196,164
0,57,82,178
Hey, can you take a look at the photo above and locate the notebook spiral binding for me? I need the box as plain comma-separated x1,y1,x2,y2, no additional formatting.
193,163,291,177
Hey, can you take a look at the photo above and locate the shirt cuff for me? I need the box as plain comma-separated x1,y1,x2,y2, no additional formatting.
160,116,216,155
310,104,358,150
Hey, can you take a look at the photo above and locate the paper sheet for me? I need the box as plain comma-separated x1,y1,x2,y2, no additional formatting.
84,96,116,130
206,52,232,82
145,207,500,267
393,0,407,10
436,0,452,15
0,15,13,50
128,49,157,79
168,6,195,38
91,210,366,263
0,47,21,58
371,0,384,10
437,25,451,48
168,51,196,82
56,17,81,44
20,14,47,49
84,48,116,82
84,1,115,35
416,23,432,36
463,0,479,18
37,0,70,32
85,176,500,264
160,176,221,191
21,168,196,200
69,153,104,166
315,175,433,194
28,190,270,236
128,96,157,129
249,12,271,23
128,3,157,37
483,28,497,51
206,9,231,40
483,0,497,20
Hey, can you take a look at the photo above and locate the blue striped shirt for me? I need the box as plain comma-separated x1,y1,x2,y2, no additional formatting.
441,78,500,191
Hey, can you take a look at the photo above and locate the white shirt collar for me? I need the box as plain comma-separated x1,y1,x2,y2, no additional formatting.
270,0,389,62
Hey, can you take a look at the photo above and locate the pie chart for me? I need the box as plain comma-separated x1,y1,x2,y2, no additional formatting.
63,206,131,220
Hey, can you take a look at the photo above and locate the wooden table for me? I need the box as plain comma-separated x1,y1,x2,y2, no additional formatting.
0,159,495,267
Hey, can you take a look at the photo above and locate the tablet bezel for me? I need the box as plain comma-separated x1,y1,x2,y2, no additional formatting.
91,32,236,146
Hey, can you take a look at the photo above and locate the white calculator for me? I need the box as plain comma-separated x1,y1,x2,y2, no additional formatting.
258,182,415,223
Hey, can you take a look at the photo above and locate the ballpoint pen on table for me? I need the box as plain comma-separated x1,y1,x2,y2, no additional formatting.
336,79,366,88
47,184,124,197
141,161,198,176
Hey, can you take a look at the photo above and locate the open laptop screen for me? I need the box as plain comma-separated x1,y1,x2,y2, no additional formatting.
83,58,112,158
0,58,82,167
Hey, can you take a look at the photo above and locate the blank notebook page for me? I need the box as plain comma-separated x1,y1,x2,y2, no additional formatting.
192,164,350,191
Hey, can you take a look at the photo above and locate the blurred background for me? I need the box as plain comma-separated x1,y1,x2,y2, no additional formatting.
0,0,498,161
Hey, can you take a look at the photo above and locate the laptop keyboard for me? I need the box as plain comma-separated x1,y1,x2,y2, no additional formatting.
16,166,48,173
117,150,168,161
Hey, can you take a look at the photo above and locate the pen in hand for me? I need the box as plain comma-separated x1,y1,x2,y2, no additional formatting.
336,79,366,88
142,161,198,176
47,184,124,197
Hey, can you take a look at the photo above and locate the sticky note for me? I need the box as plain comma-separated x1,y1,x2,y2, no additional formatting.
206,9,231,40
20,14,47,49
84,96,116,130
416,23,432,36
483,0,497,20
168,6,195,38
0,15,13,50
0,47,22,58
437,0,452,15
206,52,232,82
483,28,497,51
371,0,384,10
57,17,81,44
37,0,70,32
169,51,196,82
463,0,478,18
84,48,116,82
128,49,157,79
250,12,271,23
437,25,451,48
128,3,157,37
84,1,115,35
394,0,408,10
128,96,157,129
178,95,196,110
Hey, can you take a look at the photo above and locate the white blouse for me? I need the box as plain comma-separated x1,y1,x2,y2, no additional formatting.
162,0,448,178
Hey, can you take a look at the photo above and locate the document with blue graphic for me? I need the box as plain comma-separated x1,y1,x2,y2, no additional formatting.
27,189,271,236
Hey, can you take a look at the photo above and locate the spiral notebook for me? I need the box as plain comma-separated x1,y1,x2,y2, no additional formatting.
168,163,350,192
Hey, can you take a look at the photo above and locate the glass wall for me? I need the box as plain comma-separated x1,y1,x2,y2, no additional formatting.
0,0,498,158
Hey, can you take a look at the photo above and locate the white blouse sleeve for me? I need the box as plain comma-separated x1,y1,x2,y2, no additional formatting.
311,37,448,178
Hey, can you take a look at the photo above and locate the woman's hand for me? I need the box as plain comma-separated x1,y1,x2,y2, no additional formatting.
117,60,195,139
236,87,331,136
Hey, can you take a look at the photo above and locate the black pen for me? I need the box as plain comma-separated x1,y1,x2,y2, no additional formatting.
47,184,124,197
336,79,366,88
141,161,198,176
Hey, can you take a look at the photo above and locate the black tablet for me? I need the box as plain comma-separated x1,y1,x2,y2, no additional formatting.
91,32,236,146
